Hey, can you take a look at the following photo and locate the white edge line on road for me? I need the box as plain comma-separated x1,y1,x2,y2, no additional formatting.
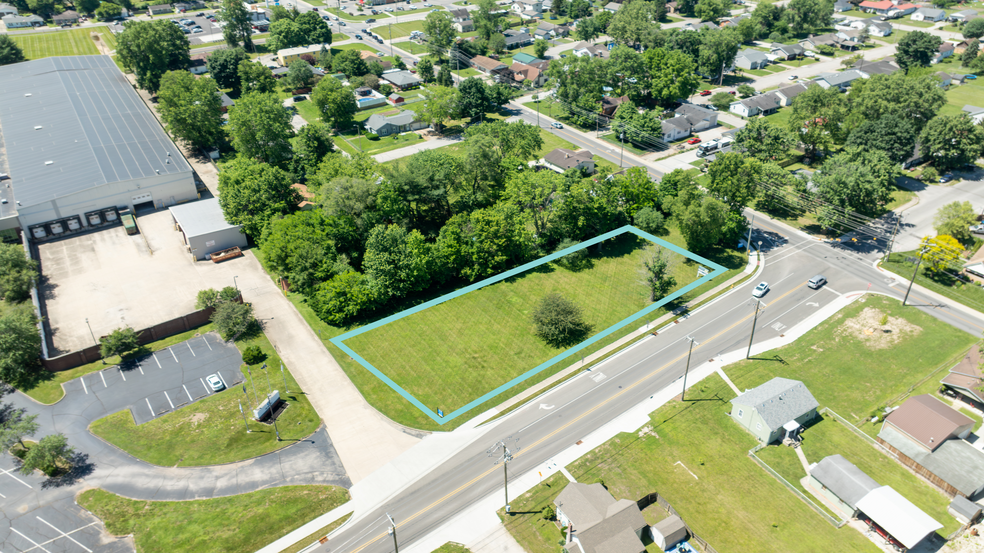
81,377,88,395
164,391,175,410
146,398,154,419
100,371,107,388
10,528,50,553
824,286,843,296
764,289,824,329
169,347,178,363
187,342,196,357
152,352,161,369
35,517,93,553
203,336,213,350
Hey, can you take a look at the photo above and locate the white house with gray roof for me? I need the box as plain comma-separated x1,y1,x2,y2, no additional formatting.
2,13,43,27
735,49,769,70
730,377,819,443
0,3,18,16
813,69,867,90
911,7,946,21
554,483,647,553
950,9,978,21
365,110,426,137
381,70,421,91
805,455,880,519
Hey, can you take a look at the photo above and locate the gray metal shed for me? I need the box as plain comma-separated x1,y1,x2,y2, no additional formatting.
650,515,688,551
948,495,982,524
169,199,246,260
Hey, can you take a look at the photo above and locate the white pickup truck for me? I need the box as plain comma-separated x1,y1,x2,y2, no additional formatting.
969,223,984,235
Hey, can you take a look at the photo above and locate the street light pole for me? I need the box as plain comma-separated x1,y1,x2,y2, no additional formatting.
681,336,698,401
261,363,272,395
239,399,251,433
280,361,289,393
272,415,282,441
746,300,764,359
387,514,399,553
85,318,96,345
233,275,239,294
883,214,901,262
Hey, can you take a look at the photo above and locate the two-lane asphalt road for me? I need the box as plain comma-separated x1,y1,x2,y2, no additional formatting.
312,214,984,553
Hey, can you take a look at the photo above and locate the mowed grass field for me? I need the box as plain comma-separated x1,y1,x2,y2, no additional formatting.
342,234,694,418
11,28,110,59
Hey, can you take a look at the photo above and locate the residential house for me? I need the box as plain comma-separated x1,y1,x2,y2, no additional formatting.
504,29,533,48
278,43,332,67
553,482,648,553
174,0,205,11
935,71,953,87
543,148,595,174
683,20,719,31
877,394,984,497
600,95,630,117
666,0,678,13
729,377,819,443
773,82,811,105
2,13,43,27
950,9,978,22
735,49,769,70
572,41,610,58
509,62,547,87
852,58,899,76
801,33,859,51
380,70,422,91
859,0,916,15
963,104,984,125
675,103,718,131
513,52,541,65
455,19,475,32
855,487,943,551
291,184,317,211
729,92,782,117
52,10,80,24
471,55,508,74
603,1,621,12
867,19,892,36
365,110,426,136
912,7,946,21
147,4,172,15
721,13,750,27
0,3,17,16
941,346,984,409
536,21,569,38
448,7,470,21
833,0,852,11
511,0,542,16
955,39,976,55
219,93,235,113
805,455,881,519
933,41,955,63
387,93,405,106
813,69,866,90
189,57,208,75
661,117,691,142
770,42,805,60
836,28,863,42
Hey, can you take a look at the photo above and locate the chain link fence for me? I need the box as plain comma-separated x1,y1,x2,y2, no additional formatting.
747,444,847,528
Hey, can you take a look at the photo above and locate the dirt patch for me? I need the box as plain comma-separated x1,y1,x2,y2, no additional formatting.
188,413,207,426
837,307,922,350
90,32,113,56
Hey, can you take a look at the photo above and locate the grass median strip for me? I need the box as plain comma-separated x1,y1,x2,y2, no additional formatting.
281,513,353,553
79,486,349,553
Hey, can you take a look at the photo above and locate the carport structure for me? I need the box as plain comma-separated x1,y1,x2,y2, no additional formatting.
856,486,942,550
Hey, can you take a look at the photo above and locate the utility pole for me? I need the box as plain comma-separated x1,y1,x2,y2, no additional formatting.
389,23,394,58
902,247,927,307
681,336,698,401
534,94,539,127
280,361,288,393
745,213,755,253
387,514,399,553
618,123,625,168
883,214,900,262
746,300,765,359
488,438,519,513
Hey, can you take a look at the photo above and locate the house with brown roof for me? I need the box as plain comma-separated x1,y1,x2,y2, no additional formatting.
941,347,984,409
471,55,508,74
508,62,547,87
52,10,80,24
543,148,595,174
554,483,647,553
600,95,629,117
933,41,955,64
877,394,984,497
291,184,317,211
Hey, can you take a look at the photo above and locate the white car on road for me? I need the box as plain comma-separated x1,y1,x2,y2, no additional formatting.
752,282,769,298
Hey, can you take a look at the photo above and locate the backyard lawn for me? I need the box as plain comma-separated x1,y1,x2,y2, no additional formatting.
334,129,424,155
756,413,961,536
79,486,349,553
11,28,104,59
939,78,984,117
88,330,322,466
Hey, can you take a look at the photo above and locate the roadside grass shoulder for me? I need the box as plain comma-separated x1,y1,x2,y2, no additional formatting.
78,486,349,553
497,472,569,553
282,513,353,553
432,543,473,553
883,251,984,315
88,330,321,466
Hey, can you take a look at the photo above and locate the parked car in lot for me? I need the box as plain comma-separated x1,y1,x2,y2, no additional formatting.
192,27,203,32
207,374,225,392
687,137,701,144
752,282,769,298
940,173,954,183
699,90,711,96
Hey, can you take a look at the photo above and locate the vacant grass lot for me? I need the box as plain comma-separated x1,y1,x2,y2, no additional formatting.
89,331,321,466
883,250,984,314
565,374,880,553
939,78,984,117
374,19,426,39
757,413,960,536
12,28,101,58
344,234,692,417
79,486,349,553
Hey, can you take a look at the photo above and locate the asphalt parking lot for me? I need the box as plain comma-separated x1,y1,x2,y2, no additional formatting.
59,331,244,425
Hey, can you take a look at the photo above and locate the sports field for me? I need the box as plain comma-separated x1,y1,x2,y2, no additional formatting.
341,231,710,423
11,28,109,59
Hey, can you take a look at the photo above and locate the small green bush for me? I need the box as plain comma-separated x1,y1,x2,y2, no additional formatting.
241,345,266,365
922,166,939,183
366,133,379,140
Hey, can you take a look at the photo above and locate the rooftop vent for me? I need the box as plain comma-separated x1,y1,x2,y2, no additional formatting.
24,93,32,97
34,126,42,130
44,161,53,165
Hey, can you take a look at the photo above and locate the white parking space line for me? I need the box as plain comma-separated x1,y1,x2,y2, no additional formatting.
824,286,843,296
100,371,107,388
146,398,154,418
201,378,210,394
0,489,6,498
11,527,51,553
202,336,213,350
117,368,125,382
187,342,196,356
169,347,178,363
138,364,144,375
217,372,228,389
182,384,192,400
164,391,175,409
152,352,161,368
81,377,88,395
36,517,93,553
20,521,99,553
0,466,32,489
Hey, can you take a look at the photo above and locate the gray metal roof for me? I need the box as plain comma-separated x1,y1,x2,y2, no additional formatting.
169,198,240,238
366,110,417,131
731,377,819,431
381,70,421,87
914,7,945,17
815,69,865,87
949,495,981,519
736,49,769,64
810,454,880,509
878,424,984,495
0,56,192,209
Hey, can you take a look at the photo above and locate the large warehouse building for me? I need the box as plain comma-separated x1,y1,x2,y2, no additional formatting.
0,55,197,239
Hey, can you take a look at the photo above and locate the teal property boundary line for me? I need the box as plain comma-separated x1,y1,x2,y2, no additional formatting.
331,225,728,424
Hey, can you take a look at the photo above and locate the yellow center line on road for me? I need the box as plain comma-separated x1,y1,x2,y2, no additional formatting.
347,284,806,553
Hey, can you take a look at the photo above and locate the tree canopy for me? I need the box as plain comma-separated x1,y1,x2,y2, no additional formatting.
116,20,190,93
217,157,301,237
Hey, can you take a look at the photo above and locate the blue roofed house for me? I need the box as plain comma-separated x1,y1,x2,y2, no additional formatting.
730,377,819,443
513,52,541,65
365,110,427,137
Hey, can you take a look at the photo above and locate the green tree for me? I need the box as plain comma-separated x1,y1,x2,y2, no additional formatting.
608,0,662,45
813,147,897,226
417,57,435,83
99,327,140,359
0,307,41,384
964,17,984,39
706,152,762,212
504,169,562,237
293,122,335,180
489,33,507,54
574,16,602,41
311,77,357,131
385,149,460,230
207,47,249,91
0,413,39,450
734,118,795,162
221,0,255,52
934,201,977,243
0,243,37,303
332,49,369,77
960,39,979,66
787,84,849,157
313,271,376,324
284,59,314,90
678,194,728,253
474,0,505,39
417,85,459,134
923,234,962,275
436,63,454,87
94,2,121,20
554,239,589,271
709,91,735,111
0,35,25,66
261,211,337,292
195,288,220,309
157,71,224,149
848,72,945,130
846,114,917,164
268,18,305,52
295,10,333,44
896,31,942,72
27,0,55,17
435,204,532,281
363,224,434,300
77,0,101,14
784,0,833,35
423,11,456,59
694,0,728,21
534,38,550,60
642,246,676,302
241,345,265,365
19,433,73,476
698,27,740,82
644,47,700,104
634,207,666,235
458,77,490,120
531,292,591,347
210,301,255,341
227,92,294,165
116,20,191,93
318,175,385,251
736,17,758,43
238,60,277,95
218,157,300,238
920,114,984,170
219,286,240,302
737,83,756,98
